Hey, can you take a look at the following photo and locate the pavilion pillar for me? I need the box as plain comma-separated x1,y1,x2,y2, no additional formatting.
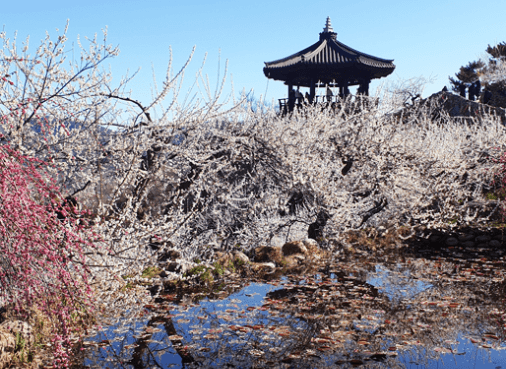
310,79,315,103
288,82,295,112
360,80,370,96
339,81,350,100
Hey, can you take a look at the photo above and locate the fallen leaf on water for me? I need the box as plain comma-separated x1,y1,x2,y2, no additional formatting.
483,334,500,340
168,335,184,341
317,346,332,352
313,337,331,344
369,353,387,361
305,349,320,358
249,349,264,357
287,353,302,359
434,347,450,353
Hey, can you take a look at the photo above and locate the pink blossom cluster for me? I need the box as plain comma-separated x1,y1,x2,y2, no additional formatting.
0,141,96,367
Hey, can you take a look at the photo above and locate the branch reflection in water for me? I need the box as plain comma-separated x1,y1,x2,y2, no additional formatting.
80,250,506,368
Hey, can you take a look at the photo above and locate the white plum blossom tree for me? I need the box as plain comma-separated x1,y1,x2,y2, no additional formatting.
1,24,505,366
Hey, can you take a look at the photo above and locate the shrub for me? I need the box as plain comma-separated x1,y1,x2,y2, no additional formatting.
0,142,95,367
491,149,506,221
3,23,506,367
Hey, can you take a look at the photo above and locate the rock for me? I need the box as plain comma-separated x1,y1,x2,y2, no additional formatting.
282,241,307,256
0,327,15,364
396,91,506,125
475,235,491,243
269,236,286,248
232,251,250,265
489,240,502,248
0,320,34,346
254,246,283,264
166,261,180,273
303,238,318,249
445,237,459,246
251,262,276,274
214,251,225,260
458,234,474,242
280,254,306,268
216,251,250,269
462,241,475,248
158,249,181,263
429,235,441,243
293,254,305,261
149,239,174,251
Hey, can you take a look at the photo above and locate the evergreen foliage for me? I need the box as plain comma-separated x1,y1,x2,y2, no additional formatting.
449,42,506,107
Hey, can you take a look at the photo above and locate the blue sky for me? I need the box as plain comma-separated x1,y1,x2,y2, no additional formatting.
3,0,506,110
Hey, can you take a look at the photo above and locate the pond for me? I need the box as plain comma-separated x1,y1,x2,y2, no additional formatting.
79,243,506,368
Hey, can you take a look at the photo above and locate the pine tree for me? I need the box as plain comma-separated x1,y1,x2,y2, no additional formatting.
449,61,484,95
486,42,506,60
482,42,506,99
449,42,506,107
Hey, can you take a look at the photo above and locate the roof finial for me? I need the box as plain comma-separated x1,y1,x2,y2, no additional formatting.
323,16,333,33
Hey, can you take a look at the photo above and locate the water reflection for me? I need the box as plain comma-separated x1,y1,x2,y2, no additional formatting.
81,252,506,368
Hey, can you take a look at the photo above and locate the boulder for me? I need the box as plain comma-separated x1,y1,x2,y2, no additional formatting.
475,235,491,243
165,261,181,273
232,251,250,265
458,234,474,242
0,328,14,350
445,237,459,246
158,249,181,262
462,241,475,248
0,320,34,346
250,262,276,274
489,240,502,248
283,254,305,267
303,238,318,249
253,246,283,264
282,241,308,256
215,251,250,268
0,327,15,366
395,91,506,124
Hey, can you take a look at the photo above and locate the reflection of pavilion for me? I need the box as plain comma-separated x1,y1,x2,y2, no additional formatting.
263,17,395,114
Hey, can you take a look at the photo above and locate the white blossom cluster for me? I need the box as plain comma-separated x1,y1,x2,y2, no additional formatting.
1,26,505,314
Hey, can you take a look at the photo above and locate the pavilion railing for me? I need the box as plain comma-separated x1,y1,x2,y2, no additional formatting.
278,95,376,114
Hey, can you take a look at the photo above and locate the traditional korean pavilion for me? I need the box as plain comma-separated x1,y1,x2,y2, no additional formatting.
263,17,395,112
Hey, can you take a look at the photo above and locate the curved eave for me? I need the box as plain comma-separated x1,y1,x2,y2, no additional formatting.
264,39,325,69
264,61,395,86
263,36,395,85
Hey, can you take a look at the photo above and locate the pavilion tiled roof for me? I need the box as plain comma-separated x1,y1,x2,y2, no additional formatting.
264,17,395,87
264,38,394,69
